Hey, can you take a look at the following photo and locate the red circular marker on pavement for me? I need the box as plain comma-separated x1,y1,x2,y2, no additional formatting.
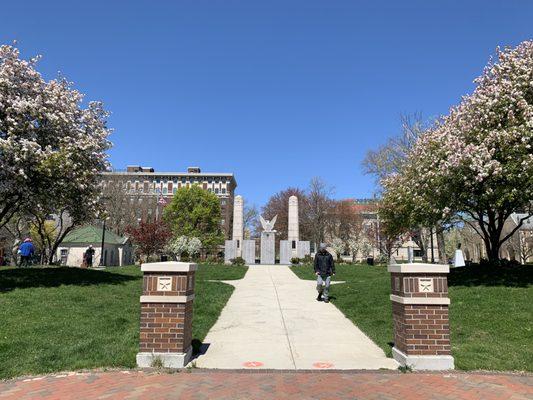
313,362,334,369
243,361,264,368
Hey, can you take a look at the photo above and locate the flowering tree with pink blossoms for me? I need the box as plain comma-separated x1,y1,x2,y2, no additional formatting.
381,40,533,263
0,44,111,261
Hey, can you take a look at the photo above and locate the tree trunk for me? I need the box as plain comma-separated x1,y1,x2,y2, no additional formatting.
485,232,502,263
436,228,446,263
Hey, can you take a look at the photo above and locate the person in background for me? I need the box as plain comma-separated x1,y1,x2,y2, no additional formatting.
84,245,95,268
18,238,35,268
314,243,335,303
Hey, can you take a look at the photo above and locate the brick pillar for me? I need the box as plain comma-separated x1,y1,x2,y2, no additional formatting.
136,262,196,368
389,263,454,370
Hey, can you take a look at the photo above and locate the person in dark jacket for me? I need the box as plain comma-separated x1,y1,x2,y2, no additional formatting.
84,245,95,268
18,238,35,268
314,243,335,303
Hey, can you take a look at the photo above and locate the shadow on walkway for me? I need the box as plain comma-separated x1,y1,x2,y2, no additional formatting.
0,267,139,293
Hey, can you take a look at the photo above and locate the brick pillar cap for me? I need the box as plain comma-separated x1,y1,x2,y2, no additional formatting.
388,263,449,273
141,261,197,272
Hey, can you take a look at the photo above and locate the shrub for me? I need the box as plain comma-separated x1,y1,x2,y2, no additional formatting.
290,257,300,265
205,255,219,264
231,257,246,266
301,255,313,265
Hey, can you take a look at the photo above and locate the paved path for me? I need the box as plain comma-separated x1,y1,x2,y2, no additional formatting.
195,265,397,370
1,370,531,399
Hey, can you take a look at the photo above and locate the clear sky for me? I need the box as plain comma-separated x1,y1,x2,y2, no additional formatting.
2,1,532,207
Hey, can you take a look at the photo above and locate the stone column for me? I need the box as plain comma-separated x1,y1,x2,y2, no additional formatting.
242,240,256,265
288,195,299,257
279,240,291,265
137,261,196,368
232,195,244,257
260,231,275,264
224,240,237,264
388,263,454,370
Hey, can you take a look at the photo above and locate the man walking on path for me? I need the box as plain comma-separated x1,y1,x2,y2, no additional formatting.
18,238,35,267
314,243,335,303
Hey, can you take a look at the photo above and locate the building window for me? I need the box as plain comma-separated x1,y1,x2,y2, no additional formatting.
215,188,219,194
173,188,177,194
292,241,296,249
168,182,173,192
143,182,149,193
163,187,168,195
222,188,226,194
221,200,226,206
60,249,68,265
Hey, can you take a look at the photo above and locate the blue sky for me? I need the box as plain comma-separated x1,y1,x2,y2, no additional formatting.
2,1,532,207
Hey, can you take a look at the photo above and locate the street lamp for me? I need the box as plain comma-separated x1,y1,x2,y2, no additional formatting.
99,215,109,267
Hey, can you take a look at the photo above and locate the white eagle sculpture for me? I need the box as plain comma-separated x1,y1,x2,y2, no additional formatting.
260,215,277,232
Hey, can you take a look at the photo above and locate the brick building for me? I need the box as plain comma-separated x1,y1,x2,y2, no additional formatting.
100,166,237,237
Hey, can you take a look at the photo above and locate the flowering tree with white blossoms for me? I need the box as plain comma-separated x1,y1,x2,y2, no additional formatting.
168,236,189,260
0,44,111,248
168,236,202,260
187,237,202,258
330,237,345,261
381,40,533,263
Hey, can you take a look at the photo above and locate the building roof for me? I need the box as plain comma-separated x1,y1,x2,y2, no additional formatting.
511,213,533,230
61,225,128,245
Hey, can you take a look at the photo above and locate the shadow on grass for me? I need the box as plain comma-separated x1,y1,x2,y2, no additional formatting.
448,265,532,288
0,267,139,293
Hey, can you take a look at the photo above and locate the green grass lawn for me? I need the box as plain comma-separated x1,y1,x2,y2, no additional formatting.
290,263,533,372
0,264,247,379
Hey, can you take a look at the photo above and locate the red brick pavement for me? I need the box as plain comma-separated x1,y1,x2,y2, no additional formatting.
0,370,531,400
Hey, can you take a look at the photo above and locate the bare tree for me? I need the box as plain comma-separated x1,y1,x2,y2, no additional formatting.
243,204,259,239
326,200,362,240
262,187,310,241
507,231,533,264
363,114,447,262
101,181,159,236
305,177,334,248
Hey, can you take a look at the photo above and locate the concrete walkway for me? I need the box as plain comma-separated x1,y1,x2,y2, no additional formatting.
195,265,398,370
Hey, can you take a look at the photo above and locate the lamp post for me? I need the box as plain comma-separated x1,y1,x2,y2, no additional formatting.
99,216,109,267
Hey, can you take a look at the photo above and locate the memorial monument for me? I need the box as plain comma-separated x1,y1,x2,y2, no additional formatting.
232,195,244,257
288,195,299,258
260,215,277,264
225,195,311,265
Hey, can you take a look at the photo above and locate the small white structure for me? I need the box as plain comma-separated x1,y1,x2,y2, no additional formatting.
56,225,134,267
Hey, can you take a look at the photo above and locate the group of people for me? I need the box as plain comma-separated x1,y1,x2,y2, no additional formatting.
13,238,97,268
